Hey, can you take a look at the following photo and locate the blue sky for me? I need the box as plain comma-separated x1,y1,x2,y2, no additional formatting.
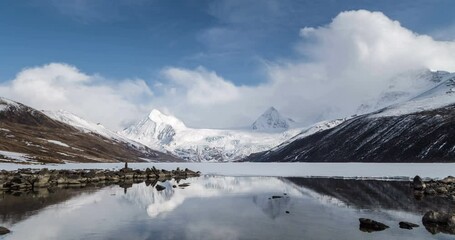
1,0,455,85
2,0,455,129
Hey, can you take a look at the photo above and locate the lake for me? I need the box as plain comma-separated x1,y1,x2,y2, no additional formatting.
0,163,454,239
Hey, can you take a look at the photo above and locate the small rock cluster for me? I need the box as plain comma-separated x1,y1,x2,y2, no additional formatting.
411,175,455,234
359,174,455,234
412,175,455,199
359,218,420,232
0,164,200,193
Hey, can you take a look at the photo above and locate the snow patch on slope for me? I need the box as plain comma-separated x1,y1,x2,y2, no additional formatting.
0,97,21,112
46,139,70,147
264,118,346,155
0,150,33,162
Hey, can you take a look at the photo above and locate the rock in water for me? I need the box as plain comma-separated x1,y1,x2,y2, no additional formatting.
413,175,426,190
422,211,455,225
399,221,419,230
0,226,10,235
422,211,455,235
155,184,166,191
359,218,389,232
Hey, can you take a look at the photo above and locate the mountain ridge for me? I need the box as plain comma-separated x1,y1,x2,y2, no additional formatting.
0,97,181,163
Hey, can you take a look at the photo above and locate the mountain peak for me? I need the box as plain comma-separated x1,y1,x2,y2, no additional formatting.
148,109,186,129
251,107,294,131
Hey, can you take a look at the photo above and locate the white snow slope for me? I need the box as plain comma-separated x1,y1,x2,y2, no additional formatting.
122,108,314,162
122,107,346,162
372,72,455,118
42,110,165,154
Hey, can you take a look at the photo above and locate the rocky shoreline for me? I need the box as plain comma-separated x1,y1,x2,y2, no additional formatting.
0,163,201,235
0,163,200,193
360,175,455,235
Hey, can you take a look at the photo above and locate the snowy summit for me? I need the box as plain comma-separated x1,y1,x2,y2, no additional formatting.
251,107,294,131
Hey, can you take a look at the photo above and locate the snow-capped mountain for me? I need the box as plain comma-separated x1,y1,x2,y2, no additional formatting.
251,107,295,131
245,71,455,162
0,97,179,163
121,109,186,149
43,110,137,145
356,69,451,115
121,107,303,162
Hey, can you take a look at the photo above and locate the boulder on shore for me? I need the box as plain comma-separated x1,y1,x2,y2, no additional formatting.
413,175,426,190
422,211,455,226
0,226,10,235
359,218,389,232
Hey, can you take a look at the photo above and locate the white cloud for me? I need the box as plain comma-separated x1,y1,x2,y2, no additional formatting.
149,10,455,128
161,67,240,106
0,63,152,130
4,10,455,130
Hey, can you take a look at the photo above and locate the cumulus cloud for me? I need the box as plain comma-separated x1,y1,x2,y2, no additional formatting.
4,10,455,130
0,63,152,130
149,10,455,128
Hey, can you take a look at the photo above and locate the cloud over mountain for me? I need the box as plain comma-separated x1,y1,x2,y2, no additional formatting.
3,10,455,129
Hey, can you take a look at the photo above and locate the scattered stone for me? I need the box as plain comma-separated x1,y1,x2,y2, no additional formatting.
399,221,419,230
424,188,436,195
155,184,166,191
271,196,282,199
442,176,455,184
0,226,10,235
413,175,426,190
436,186,448,194
178,183,190,188
359,218,389,232
285,211,290,214
172,185,177,188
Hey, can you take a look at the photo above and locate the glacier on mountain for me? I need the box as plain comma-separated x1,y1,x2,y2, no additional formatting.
121,107,306,162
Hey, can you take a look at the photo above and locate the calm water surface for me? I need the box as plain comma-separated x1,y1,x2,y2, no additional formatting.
0,176,454,240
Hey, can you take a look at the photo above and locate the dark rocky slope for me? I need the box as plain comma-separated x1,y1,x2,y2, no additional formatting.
0,98,181,163
245,104,455,162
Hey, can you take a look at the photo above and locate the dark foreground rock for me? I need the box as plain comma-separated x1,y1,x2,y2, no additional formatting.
399,221,419,229
0,226,10,235
359,218,389,232
0,166,200,193
155,185,166,191
413,175,426,190
422,210,455,235
422,210,455,225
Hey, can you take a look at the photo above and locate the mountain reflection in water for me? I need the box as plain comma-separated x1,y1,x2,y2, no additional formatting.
0,176,454,240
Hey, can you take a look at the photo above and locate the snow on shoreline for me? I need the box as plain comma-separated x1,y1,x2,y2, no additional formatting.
0,162,453,179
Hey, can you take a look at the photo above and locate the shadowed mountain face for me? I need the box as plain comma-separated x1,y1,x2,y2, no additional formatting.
285,178,455,214
245,104,455,162
0,98,180,163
